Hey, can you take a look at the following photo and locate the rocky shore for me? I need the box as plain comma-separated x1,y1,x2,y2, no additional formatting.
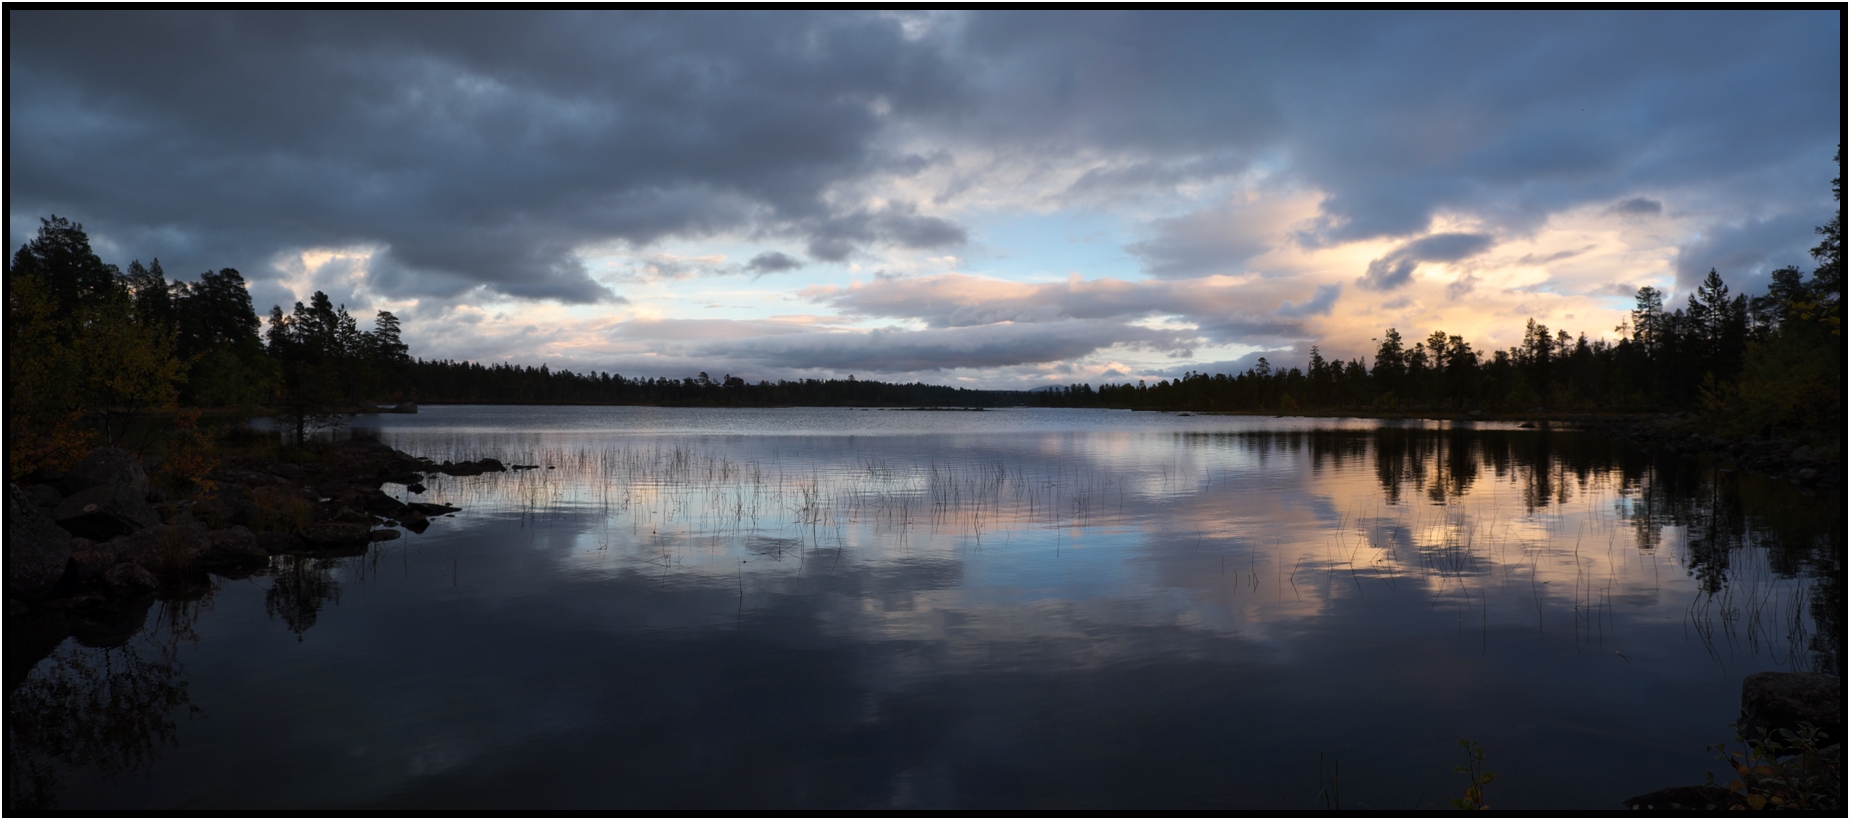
5,436,509,629
1575,412,1841,491
1624,672,1842,810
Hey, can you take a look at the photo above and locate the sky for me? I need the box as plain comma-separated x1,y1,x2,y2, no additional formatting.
8,10,1841,388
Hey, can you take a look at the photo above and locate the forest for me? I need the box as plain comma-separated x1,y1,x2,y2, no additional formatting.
6,151,1840,478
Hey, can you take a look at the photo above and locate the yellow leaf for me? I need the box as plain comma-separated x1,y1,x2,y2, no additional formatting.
1746,794,1767,810
1754,765,1776,777
1729,780,1746,793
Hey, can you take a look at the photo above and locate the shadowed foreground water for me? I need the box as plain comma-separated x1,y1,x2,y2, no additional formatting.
8,407,1840,810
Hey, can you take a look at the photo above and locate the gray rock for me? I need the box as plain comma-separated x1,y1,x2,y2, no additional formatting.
1791,445,1814,462
1621,785,1737,810
201,526,270,566
392,402,418,414
20,483,62,510
407,502,461,515
1740,672,1842,743
8,483,74,599
1798,468,1820,484
103,562,159,593
298,521,372,547
57,447,150,499
369,528,402,542
53,481,160,541
399,509,430,533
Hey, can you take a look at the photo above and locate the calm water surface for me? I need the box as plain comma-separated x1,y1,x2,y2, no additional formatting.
10,407,1841,810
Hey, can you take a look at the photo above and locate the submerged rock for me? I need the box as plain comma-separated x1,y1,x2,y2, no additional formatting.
1740,671,1842,743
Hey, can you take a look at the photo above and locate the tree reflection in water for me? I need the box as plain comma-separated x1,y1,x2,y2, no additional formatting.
6,630,198,810
265,555,343,639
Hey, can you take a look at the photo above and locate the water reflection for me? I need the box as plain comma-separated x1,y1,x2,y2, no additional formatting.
12,411,1841,810
7,600,204,811
265,556,343,640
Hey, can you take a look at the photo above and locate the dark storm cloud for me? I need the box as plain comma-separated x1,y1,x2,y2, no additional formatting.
1357,233,1495,291
1672,213,1818,296
803,204,968,262
1277,283,1340,317
8,10,969,302
1608,197,1663,218
745,251,805,275
960,10,1838,249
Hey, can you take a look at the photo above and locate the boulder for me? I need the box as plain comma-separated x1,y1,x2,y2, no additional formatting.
392,402,418,414
1621,785,1740,810
56,447,150,500
407,502,461,515
200,526,270,566
8,483,74,599
53,481,160,541
298,521,372,548
66,539,114,584
19,483,62,510
399,509,430,533
1740,671,1842,743
103,563,159,594
362,491,409,517
369,528,402,542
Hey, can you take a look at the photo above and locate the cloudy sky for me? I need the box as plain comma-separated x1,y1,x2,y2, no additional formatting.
9,10,1840,387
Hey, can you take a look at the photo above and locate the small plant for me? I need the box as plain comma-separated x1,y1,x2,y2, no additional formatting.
252,488,314,533
1449,738,1494,810
157,525,196,576
1704,721,1841,811
160,408,219,495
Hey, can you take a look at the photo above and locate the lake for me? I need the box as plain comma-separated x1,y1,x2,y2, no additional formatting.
9,407,1840,810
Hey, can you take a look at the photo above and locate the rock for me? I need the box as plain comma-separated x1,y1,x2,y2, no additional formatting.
399,509,430,533
476,457,505,471
1518,421,1536,429
369,528,401,542
407,502,461,515
362,491,409,517
200,526,270,566
53,481,160,541
392,402,418,413
19,483,62,510
1740,672,1842,743
56,447,150,499
333,507,373,524
298,521,372,548
104,562,160,593
8,483,74,599
407,483,427,494
1797,468,1820,485
1621,785,1739,810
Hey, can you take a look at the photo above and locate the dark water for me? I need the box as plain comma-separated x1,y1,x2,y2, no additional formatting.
9,408,1840,810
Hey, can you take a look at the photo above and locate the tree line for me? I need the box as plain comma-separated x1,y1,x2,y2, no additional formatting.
398,361,1024,408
